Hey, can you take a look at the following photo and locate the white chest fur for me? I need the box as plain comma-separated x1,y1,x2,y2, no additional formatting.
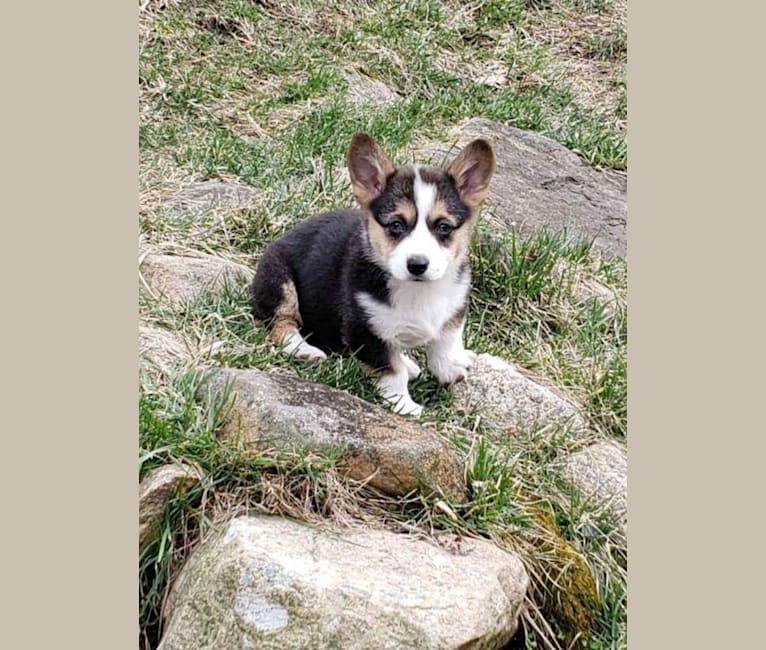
356,269,470,348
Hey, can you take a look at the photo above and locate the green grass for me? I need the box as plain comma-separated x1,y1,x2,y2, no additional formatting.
139,1,627,648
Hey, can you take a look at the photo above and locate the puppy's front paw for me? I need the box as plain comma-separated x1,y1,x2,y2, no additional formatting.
294,344,327,361
283,335,327,362
376,370,422,417
389,396,423,418
429,350,476,385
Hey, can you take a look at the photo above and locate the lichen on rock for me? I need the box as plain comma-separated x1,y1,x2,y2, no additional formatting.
159,515,529,649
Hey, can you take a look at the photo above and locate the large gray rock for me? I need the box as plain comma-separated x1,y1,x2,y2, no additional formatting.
416,118,627,256
199,368,466,502
453,354,587,436
139,251,252,308
557,440,627,543
139,463,203,553
159,515,528,650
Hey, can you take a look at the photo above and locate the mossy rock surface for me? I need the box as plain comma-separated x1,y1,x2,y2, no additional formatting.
159,515,528,649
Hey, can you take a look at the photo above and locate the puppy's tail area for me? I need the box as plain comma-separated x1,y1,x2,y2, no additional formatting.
250,244,293,321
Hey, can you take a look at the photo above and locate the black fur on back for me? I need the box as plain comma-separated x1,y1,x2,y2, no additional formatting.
250,209,394,371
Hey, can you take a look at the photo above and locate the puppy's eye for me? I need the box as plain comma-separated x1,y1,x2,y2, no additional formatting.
387,221,406,236
435,222,453,236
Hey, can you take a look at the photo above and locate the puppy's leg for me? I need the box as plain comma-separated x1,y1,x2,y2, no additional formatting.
349,330,422,417
268,282,326,361
374,353,423,417
426,318,476,385
400,352,421,379
251,254,326,361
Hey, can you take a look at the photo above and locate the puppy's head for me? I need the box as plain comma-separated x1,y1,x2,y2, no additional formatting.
348,133,495,282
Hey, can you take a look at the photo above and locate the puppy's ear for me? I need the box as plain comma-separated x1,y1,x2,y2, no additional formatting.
447,139,495,211
347,133,395,208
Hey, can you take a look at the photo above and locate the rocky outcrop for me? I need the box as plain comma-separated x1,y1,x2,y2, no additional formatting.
159,515,528,650
343,69,401,108
170,180,258,213
199,368,466,501
454,354,587,437
549,259,625,318
139,325,191,370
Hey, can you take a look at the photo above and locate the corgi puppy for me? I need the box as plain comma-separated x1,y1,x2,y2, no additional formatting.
250,133,495,417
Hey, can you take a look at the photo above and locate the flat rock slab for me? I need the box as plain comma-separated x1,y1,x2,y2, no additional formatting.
199,368,466,502
416,118,627,257
139,251,252,309
139,463,203,553
454,354,587,436
159,515,528,650
557,440,627,543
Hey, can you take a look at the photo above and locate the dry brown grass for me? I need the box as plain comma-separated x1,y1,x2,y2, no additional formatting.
526,0,626,120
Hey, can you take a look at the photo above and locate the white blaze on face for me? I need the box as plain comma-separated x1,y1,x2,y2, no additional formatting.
387,166,453,281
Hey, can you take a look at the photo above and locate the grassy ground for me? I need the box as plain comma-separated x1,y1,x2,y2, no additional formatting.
139,1,627,648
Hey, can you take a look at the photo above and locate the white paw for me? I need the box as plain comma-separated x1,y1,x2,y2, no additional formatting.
294,344,327,361
429,349,476,385
388,395,423,418
401,354,422,379
283,334,327,361
376,369,422,417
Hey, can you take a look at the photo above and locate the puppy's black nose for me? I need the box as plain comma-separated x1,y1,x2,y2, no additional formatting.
407,256,429,276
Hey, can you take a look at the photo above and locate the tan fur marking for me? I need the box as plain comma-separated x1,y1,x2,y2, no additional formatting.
368,200,415,262
424,195,477,261
267,281,302,345
394,200,416,228
361,351,402,377
427,198,459,227
448,220,474,259
366,214,398,263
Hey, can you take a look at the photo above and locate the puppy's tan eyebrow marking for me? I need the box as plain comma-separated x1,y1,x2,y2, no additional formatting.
389,201,416,227
426,199,458,227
